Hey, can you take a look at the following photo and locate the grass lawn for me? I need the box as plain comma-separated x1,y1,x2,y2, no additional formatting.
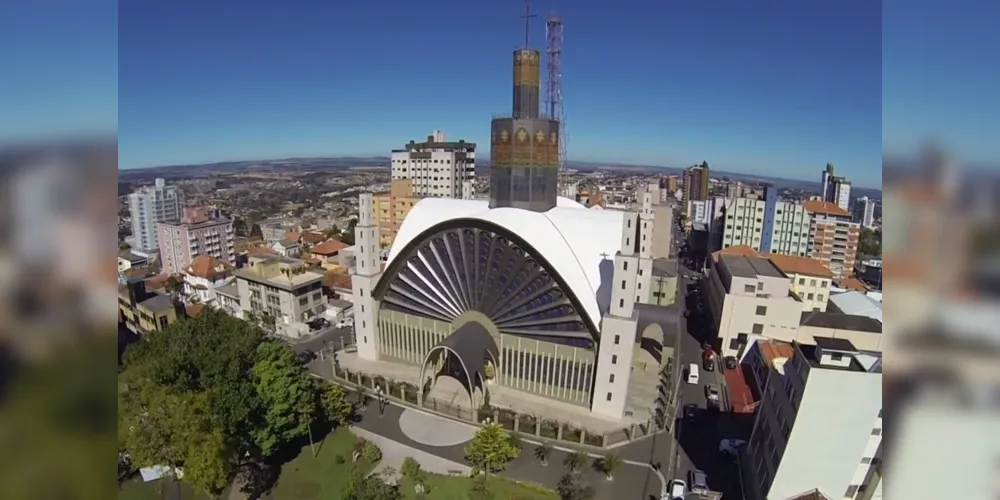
270,427,378,499
398,474,558,500
117,477,213,500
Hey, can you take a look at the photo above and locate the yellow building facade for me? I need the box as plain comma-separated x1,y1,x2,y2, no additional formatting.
373,179,420,248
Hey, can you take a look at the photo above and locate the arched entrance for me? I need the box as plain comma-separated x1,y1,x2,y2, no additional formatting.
418,322,500,415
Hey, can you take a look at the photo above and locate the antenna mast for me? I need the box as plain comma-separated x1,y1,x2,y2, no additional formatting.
545,13,566,169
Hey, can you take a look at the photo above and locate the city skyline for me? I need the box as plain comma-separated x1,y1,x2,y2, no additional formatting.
117,0,882,187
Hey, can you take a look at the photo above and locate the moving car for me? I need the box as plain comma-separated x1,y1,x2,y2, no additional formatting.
684,403,698,421
719,439,747,456
705,384,720,403
667,479,687,499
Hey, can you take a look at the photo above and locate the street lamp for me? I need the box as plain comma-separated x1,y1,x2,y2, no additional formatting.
375,385,387,416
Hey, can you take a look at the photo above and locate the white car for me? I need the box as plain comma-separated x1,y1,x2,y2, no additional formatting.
666,479,687,499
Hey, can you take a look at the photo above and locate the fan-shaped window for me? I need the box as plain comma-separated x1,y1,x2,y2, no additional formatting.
378,225,594,340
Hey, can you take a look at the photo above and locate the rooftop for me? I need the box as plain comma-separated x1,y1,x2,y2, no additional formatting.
311,239,350,256
813,336,858,352
721,254,785,279
765,253,834,279
803,200,851,217
799,311,882,333
711,244,760,262
651,258,677,278
138,293,173,313
215,283,239,298
758,339,796,365
185,255,232,280
827,291,883,323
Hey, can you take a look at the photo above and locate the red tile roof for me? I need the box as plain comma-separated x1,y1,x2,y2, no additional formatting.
804,200,851,217
311,239,350,256
248,246,279,256
300,231,327,244
185,255,232,280
711,244,761,262
323,271,352,290
283,231,302,242
837,277,869,292
764,253,834,279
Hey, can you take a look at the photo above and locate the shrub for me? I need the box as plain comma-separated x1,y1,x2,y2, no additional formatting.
334,454,346,464
401,457,422,478
362,441,382,463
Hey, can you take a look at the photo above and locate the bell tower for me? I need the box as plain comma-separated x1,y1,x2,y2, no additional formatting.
351,193,382,361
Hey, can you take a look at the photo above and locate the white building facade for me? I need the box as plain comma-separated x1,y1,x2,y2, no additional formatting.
745,338,882,500
853,196,876,229
390,130,476,199
128,178,184,253
718,195,810,256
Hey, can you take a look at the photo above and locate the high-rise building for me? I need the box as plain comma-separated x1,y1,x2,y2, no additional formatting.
390,130,476,199
853,196,876,229
372,179,420,248
683,163,710,203
743,338,882,500
718,187,811,256
157,206,235,275
128,178,184,254
664,175,680,193
821,163,852,211
805,200,860,279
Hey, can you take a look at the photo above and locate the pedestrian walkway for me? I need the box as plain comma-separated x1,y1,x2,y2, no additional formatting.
351,426,471,481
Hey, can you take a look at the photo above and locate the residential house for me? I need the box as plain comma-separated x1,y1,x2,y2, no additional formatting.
182,255,234,306
307,239,351,271
118,250,148,272
272,239,300,258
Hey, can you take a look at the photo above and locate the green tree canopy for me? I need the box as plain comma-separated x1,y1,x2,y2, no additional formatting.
118,309,352,496
464,422,519,477
857,227,882,257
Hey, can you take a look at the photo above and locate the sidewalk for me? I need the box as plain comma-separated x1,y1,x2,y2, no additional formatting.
350,426,470,481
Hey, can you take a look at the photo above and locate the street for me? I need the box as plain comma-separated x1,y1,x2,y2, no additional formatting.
668,217,748,499
284,324,354,356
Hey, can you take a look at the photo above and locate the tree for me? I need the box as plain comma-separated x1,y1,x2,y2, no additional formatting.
857,227,882,257
233,217,248,237
316,380,354,428
556,472,594,500
563,451,586,473
464,422,519,478
597,453,623,480
469,474,493,500
251,342,316,456
249,223,263,241
342,468,401,500
533,443,552,466
118,309,330,496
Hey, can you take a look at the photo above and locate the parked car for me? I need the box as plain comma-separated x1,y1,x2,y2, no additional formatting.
725,356,738,370
298,350,316,363
688,469,709,494
667,479,687,499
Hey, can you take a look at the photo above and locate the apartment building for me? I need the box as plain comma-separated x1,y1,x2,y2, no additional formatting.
705,253,804,356
683,163,710,202
390,130,476,198
707,249,883,356
664,175,679,193
235,254,326,338
743,338,882,500
852,196,876,229
718,187,811,256
158,207,236,276
128,178,184,254
766,253,834,312
373,179,420,247
804,201,860,279
821,163,852,211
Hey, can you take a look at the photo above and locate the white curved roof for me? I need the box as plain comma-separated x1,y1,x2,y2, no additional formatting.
386,196,623,329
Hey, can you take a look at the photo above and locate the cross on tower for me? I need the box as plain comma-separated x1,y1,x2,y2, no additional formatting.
519,0,537,48
600,252,610,260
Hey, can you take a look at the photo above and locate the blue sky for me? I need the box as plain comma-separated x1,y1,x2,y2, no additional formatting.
113,0,884,186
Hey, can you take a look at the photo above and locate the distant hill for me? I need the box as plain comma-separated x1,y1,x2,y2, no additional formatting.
120,155,882,198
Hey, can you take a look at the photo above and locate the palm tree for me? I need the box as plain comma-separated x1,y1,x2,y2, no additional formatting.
563,450,586,473
533,443,552,466
599,453,623,480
